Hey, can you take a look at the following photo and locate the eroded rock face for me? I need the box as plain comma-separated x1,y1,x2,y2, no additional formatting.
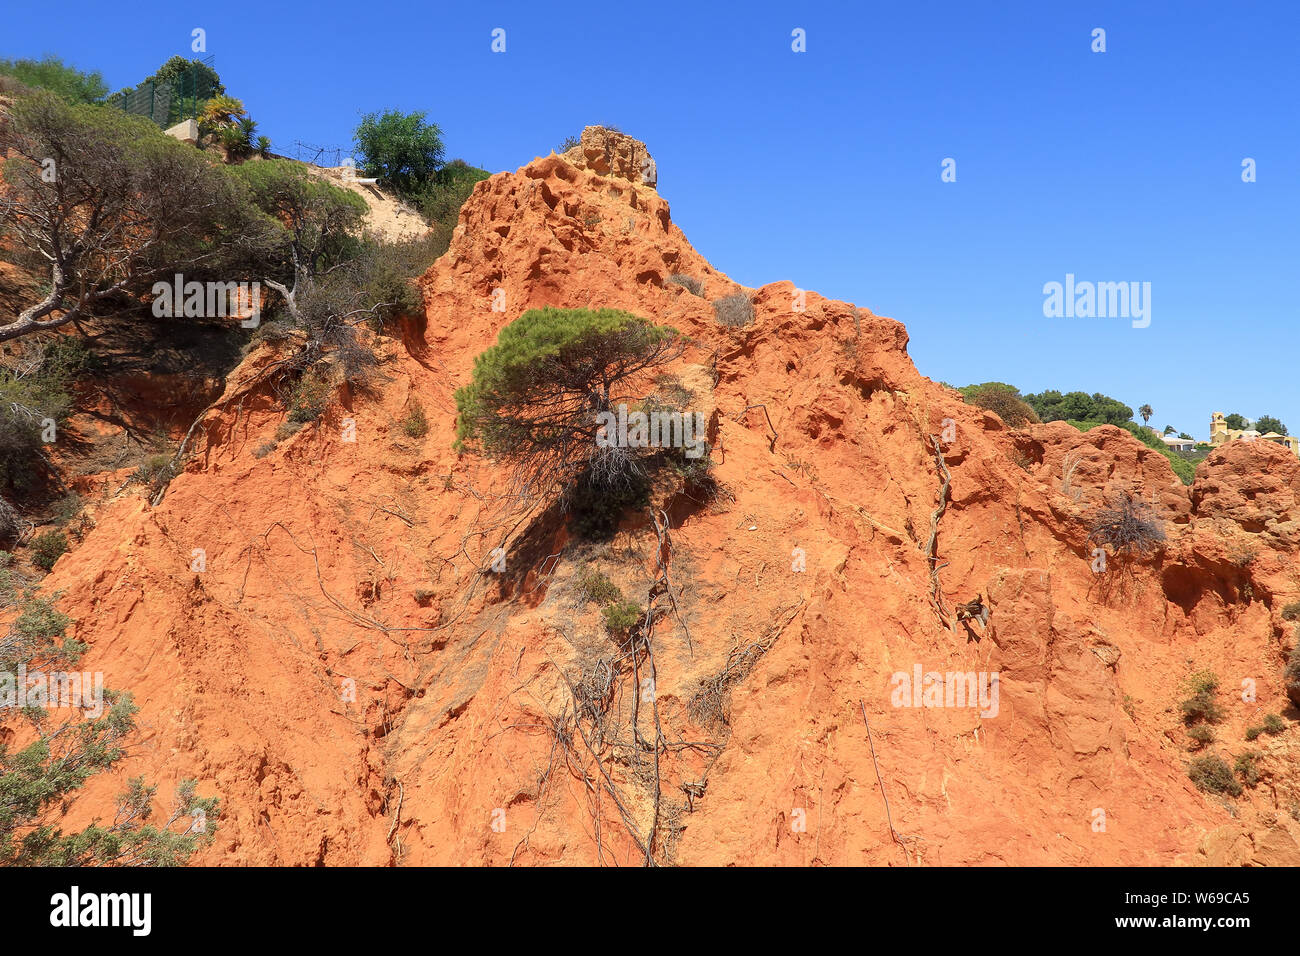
1192,440,1300,546
561,126,657,186
31,131,1300,867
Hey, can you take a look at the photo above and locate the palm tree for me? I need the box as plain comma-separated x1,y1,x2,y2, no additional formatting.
1139,404,1153,425
200,94,246,129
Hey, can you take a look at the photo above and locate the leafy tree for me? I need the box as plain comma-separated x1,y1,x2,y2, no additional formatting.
353,110,445,198
0,55,107,104
233,160,381,378
1163,425,1175,435
1139,404,1153,424
103,57,221,127
1255,415,1287,436
1224,413,1249,430
142,56,224,100
116,56,225,126
1178,432,1193,440
1023,389,1133,426
455,307,684,497
234,159,368,293
0,591,219,864
0,91,266,343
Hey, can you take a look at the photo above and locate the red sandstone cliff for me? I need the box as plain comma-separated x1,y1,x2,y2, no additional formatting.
27,133,1300,866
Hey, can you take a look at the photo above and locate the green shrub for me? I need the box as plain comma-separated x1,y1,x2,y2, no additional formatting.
3,91,268,346
351,233,445,323
1179,692,1223,724
1188,755,1243,797
712,292,754,328
1187,724,1214,748
287,372,333,424
415,160,490,255
1185,671,1219,696
1023,389,1133,426
1263,713,1286,735
0,340,80,495
1245,725,1263,741
0,552,20,606
402,401,429,438
50,492,83,526
28,529,67,571
602,600,641,636
1235,752,1261,788
1282,602,1300,621
1179,670,1223,725
1256,415,1287,436
576,567,621,606
1286,641,1300,707
0,55,107,104
133,454,174,494
232,159,369,286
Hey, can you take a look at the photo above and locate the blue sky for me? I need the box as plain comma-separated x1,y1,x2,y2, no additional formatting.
6,0,1298,440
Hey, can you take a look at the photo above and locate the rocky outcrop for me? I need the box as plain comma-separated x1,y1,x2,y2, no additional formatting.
561,125,657,186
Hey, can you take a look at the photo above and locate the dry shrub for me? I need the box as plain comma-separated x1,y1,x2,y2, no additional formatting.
665,274,703,296
967,385,1040,428
712,292,754,328
1088,489,1165,558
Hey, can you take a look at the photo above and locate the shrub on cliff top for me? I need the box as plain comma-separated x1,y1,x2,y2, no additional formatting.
963,383,1041,428
0,55,107,104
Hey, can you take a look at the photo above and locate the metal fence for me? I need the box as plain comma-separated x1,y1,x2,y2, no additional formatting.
106,56,218,129
288,141,348,168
